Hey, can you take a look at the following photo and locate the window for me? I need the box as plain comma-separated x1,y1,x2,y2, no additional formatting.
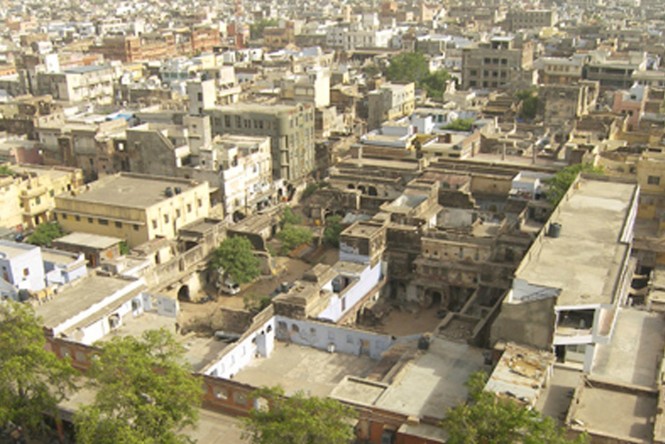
214,387,228,400
197,199,202,208
648,175,661,186
62,214,68,220
49,190,55,197
164,214,169,223
187,203,192,213
115,221,122,228
133,224,139,231
75,215,80,221
176,209,181,218
152,219,158,229
99,218,109,225
233,392,248,406
88,217,93,223
35,197,41,205
224,116,231,127
23,268,29,277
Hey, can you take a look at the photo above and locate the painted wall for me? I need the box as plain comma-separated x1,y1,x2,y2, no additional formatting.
0,241,45,292
274,316,394,360
317,261,382,323
204,316,276,379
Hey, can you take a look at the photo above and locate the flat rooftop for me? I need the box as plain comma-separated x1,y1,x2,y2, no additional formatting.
374,338,486,419
592,308,665,388
516,178,636,307
568,378,657,443
0,240,38,259
233,341,378,397
59,174,202,209
97,311,229,373
35,274,140,329
53,232,122,250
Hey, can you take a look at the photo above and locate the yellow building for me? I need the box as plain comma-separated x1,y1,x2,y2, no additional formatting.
53,173,211,247
0,164,84,230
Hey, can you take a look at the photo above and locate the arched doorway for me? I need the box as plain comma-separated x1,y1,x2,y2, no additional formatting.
177,285,190,302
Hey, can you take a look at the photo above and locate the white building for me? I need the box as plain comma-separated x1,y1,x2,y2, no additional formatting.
0,240,46,295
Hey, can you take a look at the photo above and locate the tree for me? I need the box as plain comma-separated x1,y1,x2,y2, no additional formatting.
547,163,604,206
75,329,203,444
385,52,430,84
26,222,65,247
421,69,451,101
210,236,261,284
280,206,302,228
444,118,475,132
443,371,587,444
250,18,279,39
323,215,344,248
516,88,539,120
0,301,76,438
243,386,357,444
277,224,312,255
0,165,16,176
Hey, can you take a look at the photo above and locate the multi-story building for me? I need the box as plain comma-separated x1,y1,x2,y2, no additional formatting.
538,56,587,85
53,173,211,247
367,82,415,130
506,9,558,31
584,51,647,90
0,164,84,230
461,37,534,90
206,103,315,182
195,135,273,220
279,67,331,108
35,65,115,104
0,241,46,294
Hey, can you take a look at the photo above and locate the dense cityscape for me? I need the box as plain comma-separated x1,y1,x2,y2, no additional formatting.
0,0,663,442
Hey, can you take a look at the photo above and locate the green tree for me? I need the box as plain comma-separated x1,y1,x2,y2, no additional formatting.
250,18,279,39
0,164,16,176
75,329,203,444
0,301,76,438
243,386,357,444
421,69,451,101
516,88,539,120
277,224,312,254
280,206,302,227
444,371,587,444
385,52,430,84
119,240,130,255
547,163,604,206
210,236,261,284
323,215,344,248
26,222,65,247
444,118,475,132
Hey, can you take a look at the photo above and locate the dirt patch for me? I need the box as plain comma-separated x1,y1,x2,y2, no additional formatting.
372,307,443,337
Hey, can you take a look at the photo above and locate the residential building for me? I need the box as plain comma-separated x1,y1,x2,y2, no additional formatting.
206,103,315,182
461,37,534,90
35,65,116,104
367,82,415,130
491,177,639,371
506,9,558,31
0,240,46,294
53,173,211,247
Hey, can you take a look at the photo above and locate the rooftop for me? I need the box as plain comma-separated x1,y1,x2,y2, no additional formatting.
34,274,142,330
0,240,39,260
516,178,636,307
53,232,122,250
233,341,378,397
374,338,487,419
58,174,203,209
592,308,665,388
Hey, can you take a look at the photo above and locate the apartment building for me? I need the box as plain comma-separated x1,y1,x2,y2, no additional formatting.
506,9,557,31
461,37,534,90
35,65,116,104
206,103,315,182
367,82,415,130
53,173,210,247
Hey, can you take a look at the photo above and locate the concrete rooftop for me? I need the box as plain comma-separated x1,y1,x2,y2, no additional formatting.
58,174,201,209
592,308,665,388
233,341,378,397
517,178,636,307
374,338,487,420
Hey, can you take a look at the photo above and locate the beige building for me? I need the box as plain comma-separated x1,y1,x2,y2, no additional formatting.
367,82,415,130
36,65,116,105
53,173,210,247
0,164,84,230
206,103,315,183
461,37,534,90
506,9,557,31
